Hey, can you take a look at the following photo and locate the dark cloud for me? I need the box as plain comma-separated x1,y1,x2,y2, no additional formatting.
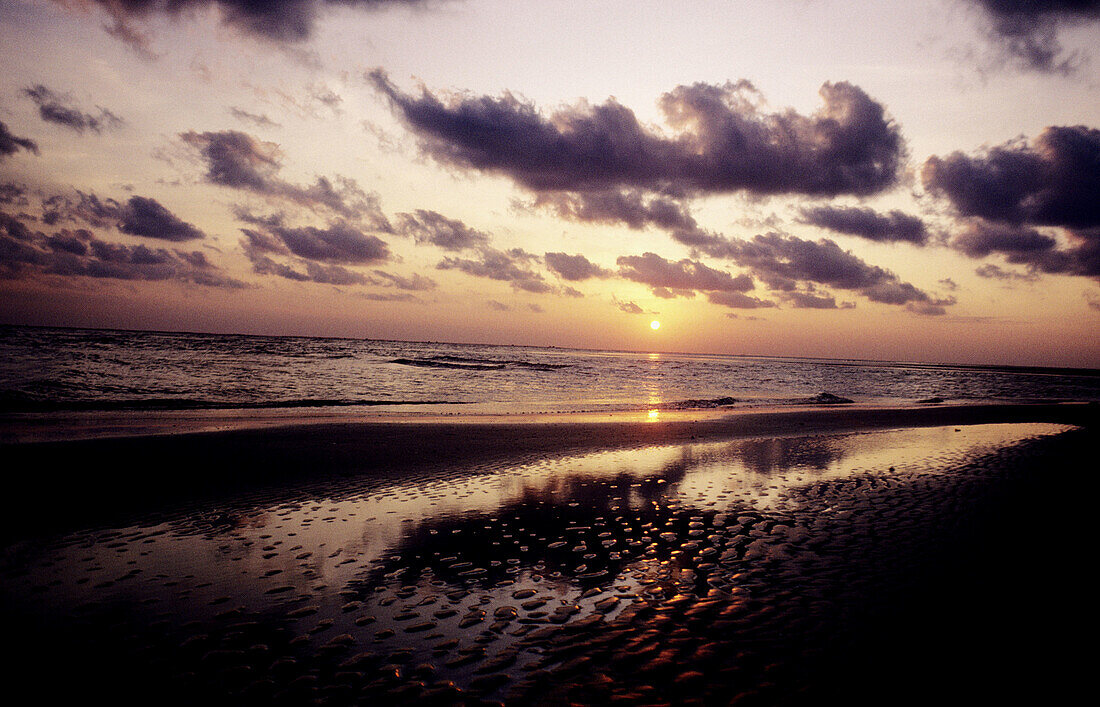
531,190,699,233
965,1,1100,73
437,246,553,293
23,85,123,134
239,213,389,264
704,291,776,309
543,252,611,281
182,130,281,190
118,196,206,241
62,1,444,45
245,249,371,285
718,232,952,312
776,290,850,310
182,130,391,225
237,210,454,288
0,120,38,160
530,189,730,262
395,209,490,251
952,220,1057,258
274,221,389,263
486,300,510,311
31,190,205,242
975,263,1039,281
952,220,1100,277
923,126,1100,229
372,71,905,198
616,300,644,314
43,191,121,228
925,127,1100,279
0,183,29,206
616,252,760,304
799,205,930,245
1,207,241,287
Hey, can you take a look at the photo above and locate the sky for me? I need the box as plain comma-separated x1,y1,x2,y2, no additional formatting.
1,0,1099,367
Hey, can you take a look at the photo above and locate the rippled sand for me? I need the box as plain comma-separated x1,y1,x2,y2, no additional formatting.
0,420,1092,705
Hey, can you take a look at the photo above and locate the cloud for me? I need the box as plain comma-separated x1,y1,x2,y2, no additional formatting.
20,189,205,242
704,291,776,309
775,290,853,310
118,196,206,241
370,269,436,290
925,126,1100,279
717,232,953,312
23,85,123,134
616,252,769,309
530,190,699,233
182,130,391,225
1,208,242,287
358,291,420,302
798,205,930,245
437,246,553,293
372,71,906,198
182,129,282,190
229,107,281,128
60,0,446,45
0,120,39,160
543,252,611,281
0,183,29,205
964,1,1100,73
395,209,490,251
974,263,1039,281
238,213,389,264
951,220,1057,258
246,251,368,285
240,218,431,288
486,300,510,311
923,126,1100,229
949,219,1100,277
616,299,644,314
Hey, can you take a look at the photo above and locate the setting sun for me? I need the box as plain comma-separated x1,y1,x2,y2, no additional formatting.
651,320,661,330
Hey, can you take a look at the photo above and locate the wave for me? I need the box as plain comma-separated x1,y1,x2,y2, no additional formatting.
389,356,569,372
390,358,505,371
652,396,739,410
795,392,855,405
0,397,469,413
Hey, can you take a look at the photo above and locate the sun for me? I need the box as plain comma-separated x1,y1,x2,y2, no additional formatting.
650,320,661,330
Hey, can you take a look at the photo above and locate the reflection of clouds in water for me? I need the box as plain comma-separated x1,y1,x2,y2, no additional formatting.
1,423,1078,705
732,436,847,474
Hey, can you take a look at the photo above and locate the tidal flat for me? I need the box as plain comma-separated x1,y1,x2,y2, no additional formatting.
1,416,1093,705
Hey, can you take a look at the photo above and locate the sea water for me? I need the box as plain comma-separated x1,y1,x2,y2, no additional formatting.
2,324,1098,414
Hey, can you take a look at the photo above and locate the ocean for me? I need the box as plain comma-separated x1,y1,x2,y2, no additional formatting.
2,324,1098,415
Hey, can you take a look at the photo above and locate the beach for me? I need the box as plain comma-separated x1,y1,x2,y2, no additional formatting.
1,402,1095,705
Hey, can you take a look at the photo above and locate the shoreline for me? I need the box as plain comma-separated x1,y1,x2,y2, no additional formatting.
2,399,1096,446
2,401,1094,540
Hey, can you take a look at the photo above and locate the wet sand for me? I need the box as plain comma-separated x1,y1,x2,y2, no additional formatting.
1,405,1096,705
